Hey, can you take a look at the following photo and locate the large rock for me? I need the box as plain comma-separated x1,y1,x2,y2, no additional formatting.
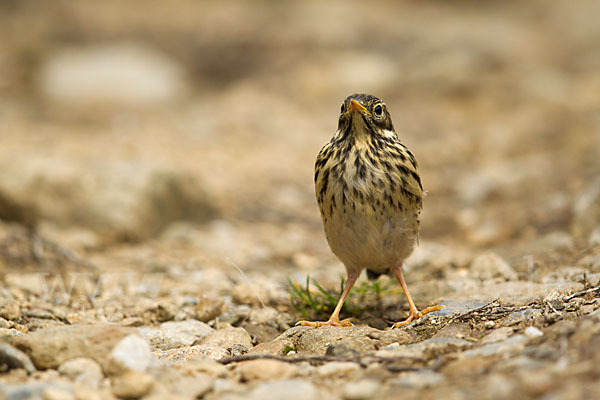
39,42,185,107
11,324,131,370
0,158,216,238
277,326,412,356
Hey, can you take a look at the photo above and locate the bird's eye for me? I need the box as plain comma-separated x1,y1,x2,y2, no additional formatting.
374,104,383,116
340,103,345,113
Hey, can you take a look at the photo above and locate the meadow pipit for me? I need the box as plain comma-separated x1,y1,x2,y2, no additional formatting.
298,94,441,328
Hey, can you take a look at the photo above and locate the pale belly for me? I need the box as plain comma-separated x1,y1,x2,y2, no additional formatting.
323,207,418,274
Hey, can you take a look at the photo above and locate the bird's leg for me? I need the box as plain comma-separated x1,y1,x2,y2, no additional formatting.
296,271,360,327
391,265,442,328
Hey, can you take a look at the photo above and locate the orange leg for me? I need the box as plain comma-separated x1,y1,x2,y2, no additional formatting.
391,265,442,328
296,271,360,327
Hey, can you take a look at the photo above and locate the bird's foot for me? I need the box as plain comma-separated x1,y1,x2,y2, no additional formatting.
391,305,444,328
295,317,354,327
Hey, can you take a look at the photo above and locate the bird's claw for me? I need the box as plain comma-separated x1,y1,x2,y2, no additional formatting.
295,318,354,327
391,305,444,328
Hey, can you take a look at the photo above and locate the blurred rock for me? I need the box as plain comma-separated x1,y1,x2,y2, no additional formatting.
39,42,185,107
11,324,131,370
248,379,320,400
462,334,528,358
0,158,216,238
573,178,600,240
0,383,76,400
0,343,36,373
278,326,408,356
316,361,360,379
470,252,518,281
139,320,213,351
111,371,154,399
58,358,103,389
106,334,155,375
248,338,295,356
480,327,514,345
154,343,229,362
342,379,379,400
199,326,253,350
195,296,226,322
237,359,298,381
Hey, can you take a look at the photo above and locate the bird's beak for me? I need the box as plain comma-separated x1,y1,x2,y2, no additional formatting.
348,99,371,116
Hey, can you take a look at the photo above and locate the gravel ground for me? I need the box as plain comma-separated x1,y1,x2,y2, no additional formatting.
0,1,599,399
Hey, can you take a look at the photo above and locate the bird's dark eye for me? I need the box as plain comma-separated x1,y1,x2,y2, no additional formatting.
340,103,345,113
374,104,383,116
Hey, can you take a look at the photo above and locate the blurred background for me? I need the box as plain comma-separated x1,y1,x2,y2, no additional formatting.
0,0,599,278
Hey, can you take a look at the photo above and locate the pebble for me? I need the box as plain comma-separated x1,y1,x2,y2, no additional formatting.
524,326,544,338
199,326,253,350
462,335,528,358
138,320,214,351
195,296,226,322
58,358,103,388
107,334,155,375
0,343,36,373
237,359,298,381
248,379,320,400
342,379,379,400
111,371,154,399
480,327,514,345
316,362,361,378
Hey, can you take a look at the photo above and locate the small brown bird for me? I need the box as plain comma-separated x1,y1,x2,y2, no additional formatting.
298,93,441,328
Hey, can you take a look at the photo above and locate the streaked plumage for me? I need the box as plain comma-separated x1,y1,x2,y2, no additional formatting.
298,93,441,328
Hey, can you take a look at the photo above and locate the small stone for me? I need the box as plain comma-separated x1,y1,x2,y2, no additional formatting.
154,344,230,362
139,320,214,351
480,327,514,345
316,361,361,378
111,371,154,399
195,296,226,322
58,358,103,388
248,379,319,400
524,326,544,338
107,334,155,375
237,359,298,381
0,343,36,373
393,371,443,389
462,334,527,358
248,339,295,356
0,302,21,320
229,343,248,357
484,321,495,329
342,379,379,400
42,386,75,400
199,326,253,350
470,252,518,281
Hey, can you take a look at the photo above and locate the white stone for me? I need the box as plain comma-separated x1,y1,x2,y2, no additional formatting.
249,379,320,400
107,334,155,375
524,326,544,338
342,379,379,400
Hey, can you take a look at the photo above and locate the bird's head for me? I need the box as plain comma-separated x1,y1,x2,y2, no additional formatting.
338,93,395,138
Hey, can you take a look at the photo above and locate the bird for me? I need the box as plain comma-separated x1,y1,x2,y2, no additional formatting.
297,93,441,328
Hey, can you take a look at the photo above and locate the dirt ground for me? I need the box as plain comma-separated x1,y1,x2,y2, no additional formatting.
0,1,600,399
